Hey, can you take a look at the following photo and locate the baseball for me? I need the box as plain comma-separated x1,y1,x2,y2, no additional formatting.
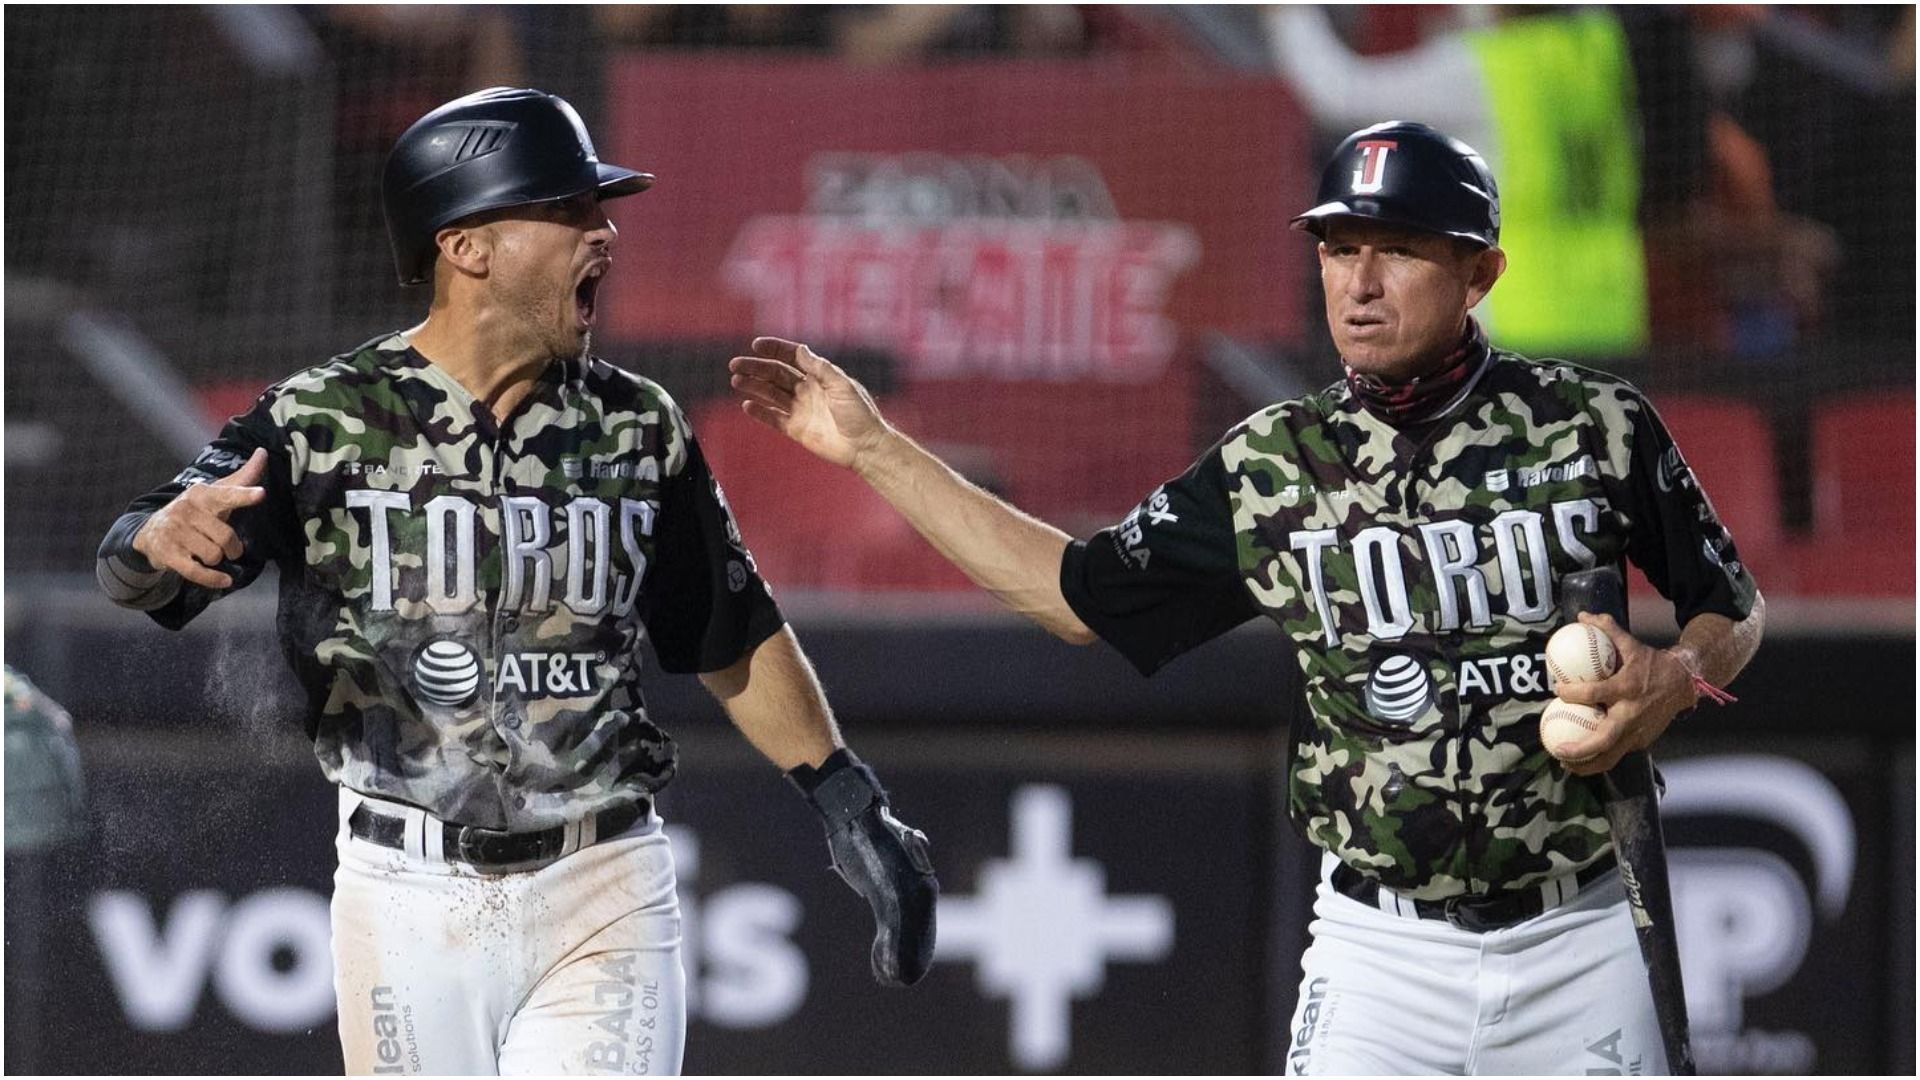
1544,622,1618,688
1539,699,1608,764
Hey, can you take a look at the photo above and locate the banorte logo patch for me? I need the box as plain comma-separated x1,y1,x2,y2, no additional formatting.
1363,654,1434,725
412,638,481,707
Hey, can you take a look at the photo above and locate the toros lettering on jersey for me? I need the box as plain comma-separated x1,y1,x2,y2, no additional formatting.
1288,499,1602,645
345,494,659,617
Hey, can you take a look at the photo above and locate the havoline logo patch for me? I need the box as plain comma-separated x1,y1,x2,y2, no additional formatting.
1364,653,1433,725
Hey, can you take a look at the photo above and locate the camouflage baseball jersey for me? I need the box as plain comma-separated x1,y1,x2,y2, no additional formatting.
98,333,781,830
1061,333,1756,900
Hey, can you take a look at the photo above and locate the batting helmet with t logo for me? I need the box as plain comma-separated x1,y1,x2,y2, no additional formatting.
1290,121,1500,249
381,87,654,286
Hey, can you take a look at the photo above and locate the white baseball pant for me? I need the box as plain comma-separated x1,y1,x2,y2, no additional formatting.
331,789,686,1075
1285,852,1668,1075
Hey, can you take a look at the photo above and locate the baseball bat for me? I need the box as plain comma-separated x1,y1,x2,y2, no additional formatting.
1558,567,1695,1076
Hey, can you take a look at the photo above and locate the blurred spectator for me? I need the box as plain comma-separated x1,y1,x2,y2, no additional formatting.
1263,5,1842,362
306,6,529,328
4,665,86,1073
1266,5,1649,360
1713,6,1913,345
314,5,528,142
1623,6,1840,359
4,666,86,853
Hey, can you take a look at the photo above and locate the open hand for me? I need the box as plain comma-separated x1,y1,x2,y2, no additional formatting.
131,448,267,589
728,337,892,471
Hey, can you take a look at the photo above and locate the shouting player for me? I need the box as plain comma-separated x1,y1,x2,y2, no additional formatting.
729,121,1764,1074
96,87,936,1075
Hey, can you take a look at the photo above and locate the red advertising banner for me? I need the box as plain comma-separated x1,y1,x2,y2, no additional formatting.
602,58,1313,581
605,58,1310,361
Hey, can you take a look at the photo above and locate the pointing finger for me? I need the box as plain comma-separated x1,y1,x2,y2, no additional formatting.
197,482,268,514
214,448,268,488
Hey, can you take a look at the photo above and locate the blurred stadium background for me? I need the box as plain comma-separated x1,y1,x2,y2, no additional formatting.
4,4,1912,1074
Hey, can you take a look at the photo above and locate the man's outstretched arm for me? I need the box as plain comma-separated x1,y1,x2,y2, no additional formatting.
729,336,1096,644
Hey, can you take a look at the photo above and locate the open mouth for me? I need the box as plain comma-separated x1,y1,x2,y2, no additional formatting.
574,263,608,327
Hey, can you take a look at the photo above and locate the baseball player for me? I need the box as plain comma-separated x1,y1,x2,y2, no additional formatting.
728,121,1765,1074
95,87,936,1076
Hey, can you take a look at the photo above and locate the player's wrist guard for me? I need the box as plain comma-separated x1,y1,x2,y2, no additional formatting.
789,748,938,987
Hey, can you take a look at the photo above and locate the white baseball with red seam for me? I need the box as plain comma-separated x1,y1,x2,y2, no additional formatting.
1544,622,1618,688
1539,699,1607,764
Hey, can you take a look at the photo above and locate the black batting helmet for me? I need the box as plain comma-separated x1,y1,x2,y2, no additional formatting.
1290,121,1500,248
382,87,655,286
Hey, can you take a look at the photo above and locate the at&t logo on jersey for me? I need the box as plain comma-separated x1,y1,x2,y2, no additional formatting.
1456,651,1552,700
1363,653,1433,726
408,640,603,708
412,639,482,706
497,651,600,699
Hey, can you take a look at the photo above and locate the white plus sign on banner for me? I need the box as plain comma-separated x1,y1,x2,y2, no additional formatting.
936,785,1175,1071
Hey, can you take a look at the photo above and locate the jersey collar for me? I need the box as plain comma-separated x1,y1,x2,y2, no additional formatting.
388,340,582,440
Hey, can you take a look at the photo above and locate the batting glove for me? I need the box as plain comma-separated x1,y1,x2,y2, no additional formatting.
788,749,938,987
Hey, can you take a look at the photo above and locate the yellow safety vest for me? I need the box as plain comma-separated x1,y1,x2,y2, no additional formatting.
1467,10,1648,358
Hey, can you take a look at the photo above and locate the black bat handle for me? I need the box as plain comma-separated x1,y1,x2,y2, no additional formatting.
1601,753,1695,1075
1560,567,1696,1075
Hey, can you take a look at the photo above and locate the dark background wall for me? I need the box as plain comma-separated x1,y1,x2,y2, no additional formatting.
4,584,1911,1075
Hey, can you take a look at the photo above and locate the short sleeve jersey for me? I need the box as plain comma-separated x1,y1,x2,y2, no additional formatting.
1061,349,1757,899
101,333,782,830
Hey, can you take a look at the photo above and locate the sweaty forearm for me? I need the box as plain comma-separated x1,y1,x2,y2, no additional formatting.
703,627,843,771
854,429,1094,642
1668,590,1765,690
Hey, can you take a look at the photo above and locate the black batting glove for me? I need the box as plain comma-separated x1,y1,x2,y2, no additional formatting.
788,748,938,987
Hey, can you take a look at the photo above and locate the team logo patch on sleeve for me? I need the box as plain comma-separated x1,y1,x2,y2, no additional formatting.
1110,487,1177,570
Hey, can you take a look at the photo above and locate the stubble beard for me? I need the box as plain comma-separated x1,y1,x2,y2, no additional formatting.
499,274,587,364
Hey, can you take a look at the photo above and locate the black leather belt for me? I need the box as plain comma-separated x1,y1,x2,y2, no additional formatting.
348,798,648,871
1331,855,1616,933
